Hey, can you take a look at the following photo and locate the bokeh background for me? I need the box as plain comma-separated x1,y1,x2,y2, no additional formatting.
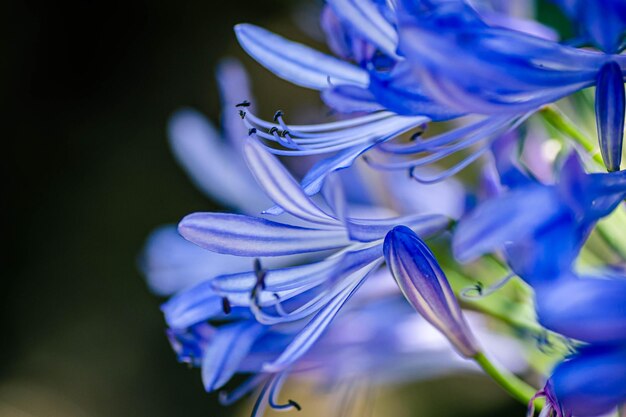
5,1,567,416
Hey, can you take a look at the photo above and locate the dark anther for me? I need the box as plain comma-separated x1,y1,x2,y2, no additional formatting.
281,130,290,138
410,124,428,141
248,128,257,136
236,100,251,108
253,259,267,290
273,293,280,301
273,110,283,122
288,400,302,411
473,282,484,296
269,126,279,135
408,166,415,179
410,125,428,141
239,110,246,119
221,297,232,315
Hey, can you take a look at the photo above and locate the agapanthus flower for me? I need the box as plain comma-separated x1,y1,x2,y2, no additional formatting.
142,1,626,416
453,149,626,285
534,276,626,416
395,0,626,171
166,270,526,416
234,0,537,192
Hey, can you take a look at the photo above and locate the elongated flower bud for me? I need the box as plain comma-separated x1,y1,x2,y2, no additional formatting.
384,226,479,357
596,61,625,172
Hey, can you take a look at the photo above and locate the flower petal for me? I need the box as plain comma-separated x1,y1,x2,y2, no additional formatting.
551,345,626,417
346,213,450,242
235,24,369,90
327,0,398,58
168,108,268,212
536,277,626,344
243,138,339,226
202,321,266,391
453,185,564,263
140,225,253,296
179,212,350,256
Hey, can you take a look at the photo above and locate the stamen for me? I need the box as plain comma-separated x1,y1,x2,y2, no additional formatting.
410,124,428,141
461,272,515,299
268,372,301,412
221,297,232,315
254,259,266,291
236,100,251,108
241,110,427,155
409,145,490,183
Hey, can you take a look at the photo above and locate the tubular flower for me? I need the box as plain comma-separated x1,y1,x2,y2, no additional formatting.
171,137,450,331
141,1,626,416
234,0,537,190
394,0,626,171
453,151,626,285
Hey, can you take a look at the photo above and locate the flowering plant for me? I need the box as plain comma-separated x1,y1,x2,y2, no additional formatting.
141,1,626,416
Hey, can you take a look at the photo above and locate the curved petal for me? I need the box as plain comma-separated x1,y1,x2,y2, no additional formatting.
235,24,369,90
168,109,268,211
327,0,399,58
453,185,564,263
536,277,626,344
215,58,255,146
243,139,339,226
202,321,266,391
551,345,626,417
161,280,223,329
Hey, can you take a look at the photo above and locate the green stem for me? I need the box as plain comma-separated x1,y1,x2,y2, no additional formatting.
473,352,542,410
539,105,604,166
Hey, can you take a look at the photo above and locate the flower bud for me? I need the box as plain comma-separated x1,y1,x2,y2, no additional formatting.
384,226,480,357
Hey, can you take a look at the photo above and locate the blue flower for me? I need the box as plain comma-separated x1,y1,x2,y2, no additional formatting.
166,270,523,415
394,0,626,171
548,0,626,53
169,137,450,332
453,151,626,285
234,1,528,191
534,276,626,416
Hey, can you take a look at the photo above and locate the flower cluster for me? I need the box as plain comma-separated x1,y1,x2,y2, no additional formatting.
142,1,626,416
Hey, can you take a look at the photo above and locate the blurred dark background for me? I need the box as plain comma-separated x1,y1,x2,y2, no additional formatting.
4,1,563,416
